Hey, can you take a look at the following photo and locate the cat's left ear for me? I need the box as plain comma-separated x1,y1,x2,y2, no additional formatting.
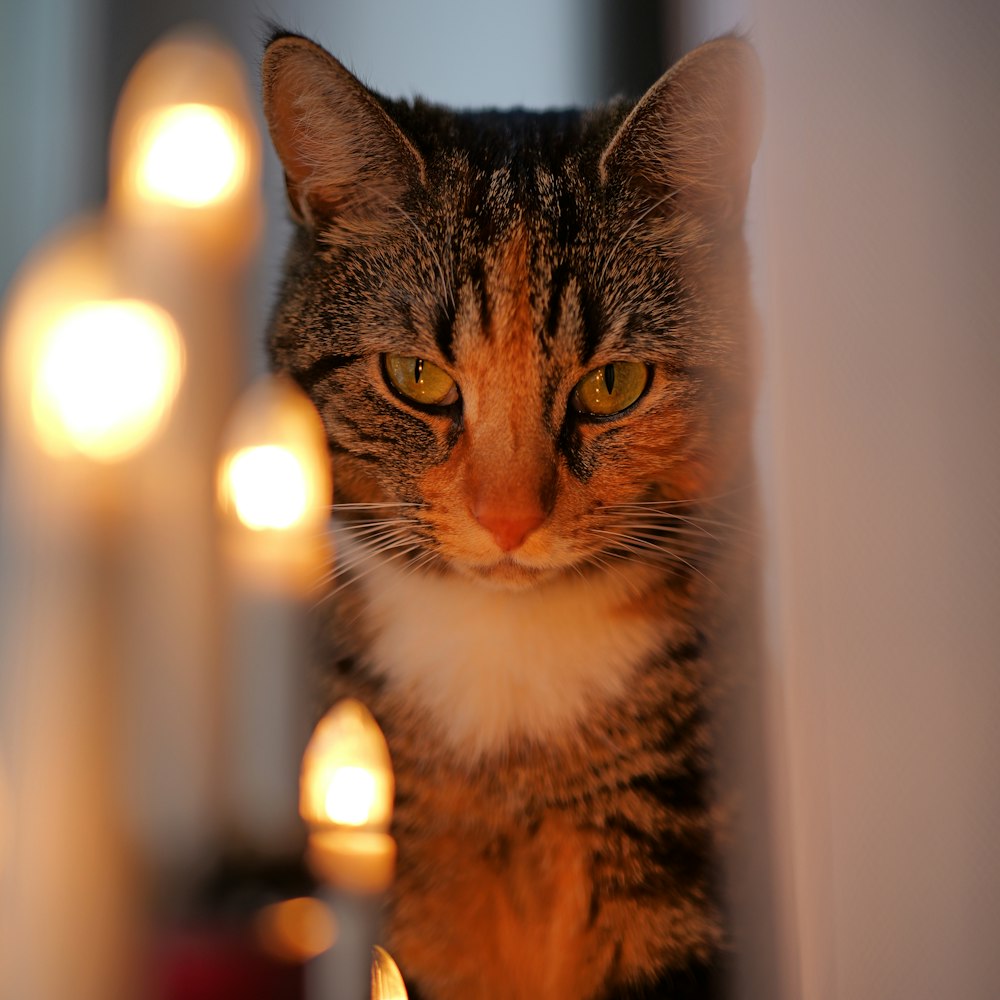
600,37,763,231
261,32,425,231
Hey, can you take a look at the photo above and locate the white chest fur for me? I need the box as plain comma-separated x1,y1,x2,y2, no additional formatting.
336,533,671,758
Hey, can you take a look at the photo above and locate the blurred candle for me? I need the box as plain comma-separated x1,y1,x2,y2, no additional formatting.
371,946,408,1000
300,700,396,1000
109,28,260,257
104,26,262,875
0,219,185,1000
218,375,331,853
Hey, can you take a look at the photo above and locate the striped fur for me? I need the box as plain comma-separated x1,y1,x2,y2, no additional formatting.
263,31,760,1000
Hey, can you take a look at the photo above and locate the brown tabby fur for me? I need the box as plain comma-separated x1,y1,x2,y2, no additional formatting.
262,29,761,1000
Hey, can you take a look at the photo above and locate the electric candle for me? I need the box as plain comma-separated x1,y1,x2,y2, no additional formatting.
218,375,331,852
0,219,185,1000
109,28,261,259
104,26,262,870
300,700,397,1000
371,946,409,1000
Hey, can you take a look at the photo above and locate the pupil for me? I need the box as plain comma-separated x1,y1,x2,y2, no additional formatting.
604,364,616,393
414,358,424,383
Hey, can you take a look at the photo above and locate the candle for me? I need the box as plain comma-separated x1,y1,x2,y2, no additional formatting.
104,26,262,873
0,218,186,1000
217,374,331,853
109,27,260,259
371,946,409,1000
300,700,396,1000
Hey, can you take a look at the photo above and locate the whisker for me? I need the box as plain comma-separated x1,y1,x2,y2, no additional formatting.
329,501,423,510
579,551,648,597
313,540,426,608
591,528,721,592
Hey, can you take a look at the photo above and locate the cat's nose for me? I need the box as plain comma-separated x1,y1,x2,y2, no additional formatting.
473,503,546,552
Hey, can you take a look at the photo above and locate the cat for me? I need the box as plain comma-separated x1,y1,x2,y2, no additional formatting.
261,27,762,1000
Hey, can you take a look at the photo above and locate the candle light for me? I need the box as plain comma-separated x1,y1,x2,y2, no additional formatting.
30,297,183,462
371,946,408,1000
300,700,397,1000
299,700,396,892
109,28,260,259
0,219,186,1000
104,26,262,873
218,375,331,853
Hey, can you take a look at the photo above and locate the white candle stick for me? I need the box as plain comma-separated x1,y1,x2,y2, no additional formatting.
300,700,397,1000
217,374,331,853
0,218,185,1000
105,26,262,874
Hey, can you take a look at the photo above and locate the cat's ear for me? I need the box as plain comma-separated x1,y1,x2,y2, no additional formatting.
599,37,762,231
262,33,425,230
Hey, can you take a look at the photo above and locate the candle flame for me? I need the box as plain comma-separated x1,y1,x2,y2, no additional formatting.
371,945,408,1000
133,103,247,208
217,376,331,536
224,444,310,531
323,765,378,826
300,700,394,833
31,298,184,461
108,28,262,255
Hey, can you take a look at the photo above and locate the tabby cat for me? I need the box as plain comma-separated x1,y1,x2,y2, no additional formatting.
262,29,761,1000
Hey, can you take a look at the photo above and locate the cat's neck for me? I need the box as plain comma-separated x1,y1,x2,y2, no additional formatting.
332,524,687,759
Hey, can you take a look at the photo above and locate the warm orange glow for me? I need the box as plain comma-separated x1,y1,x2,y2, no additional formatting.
224,444,310,531
30,298,183,461
324,765,379,827
254,896,336,963
371,945,408,1000
300,700,394,833
133,103,247,208
218,376,330,536
108,28,262,255
3,220,189,466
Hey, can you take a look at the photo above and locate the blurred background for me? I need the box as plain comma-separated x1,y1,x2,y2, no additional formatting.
1,0,739,375
2,1,999,999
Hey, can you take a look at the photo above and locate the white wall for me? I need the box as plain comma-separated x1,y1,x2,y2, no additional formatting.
756,2,1000,998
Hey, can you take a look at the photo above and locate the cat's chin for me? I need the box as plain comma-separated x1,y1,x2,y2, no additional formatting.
454,557,564,592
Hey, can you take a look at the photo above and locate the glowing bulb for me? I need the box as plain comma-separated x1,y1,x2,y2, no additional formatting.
108,30,262,256
135,103,246,207
300,700,394,834
218,375,330,540
371,945,408,1000
31,298,183,461
224,444,309,531
324,766,378,826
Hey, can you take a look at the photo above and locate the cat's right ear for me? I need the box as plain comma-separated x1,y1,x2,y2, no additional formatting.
262,33,425,230
599,36,763,233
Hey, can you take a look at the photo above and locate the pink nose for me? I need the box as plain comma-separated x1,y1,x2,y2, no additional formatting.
473,504,546,552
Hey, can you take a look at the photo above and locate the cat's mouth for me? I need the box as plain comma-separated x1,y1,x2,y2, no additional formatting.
458,555,564,591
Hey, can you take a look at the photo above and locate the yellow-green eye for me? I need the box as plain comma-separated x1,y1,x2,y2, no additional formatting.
383,354,458,407
572,362,649,416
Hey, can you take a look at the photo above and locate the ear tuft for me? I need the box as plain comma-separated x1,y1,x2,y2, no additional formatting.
262,34,425,230
600,37,763,230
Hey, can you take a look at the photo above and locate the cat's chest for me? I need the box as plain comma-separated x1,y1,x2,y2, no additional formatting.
336,530,675,757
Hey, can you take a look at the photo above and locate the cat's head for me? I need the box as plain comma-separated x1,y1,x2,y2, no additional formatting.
262,33,761,590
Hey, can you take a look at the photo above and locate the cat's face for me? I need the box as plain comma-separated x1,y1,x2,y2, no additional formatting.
263,35,760,590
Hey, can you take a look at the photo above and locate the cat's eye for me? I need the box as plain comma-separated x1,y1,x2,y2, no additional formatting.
383,354,459,408
572,362,649,417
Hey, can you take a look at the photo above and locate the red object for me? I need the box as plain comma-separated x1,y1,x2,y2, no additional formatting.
154,925,304,1000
